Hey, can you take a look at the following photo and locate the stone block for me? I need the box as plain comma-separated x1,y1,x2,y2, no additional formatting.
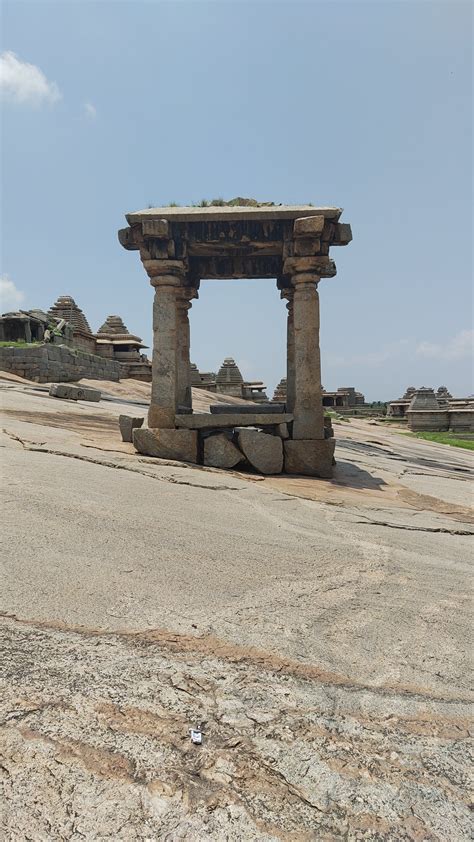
142,218,170,238
237,429,283,475
133,428,198,463
283,256,337,277
176,412,292,430
49,384,101,402
284,439,336,478
293,215,325,237
119,414,144,443
203,434,243,469
294,238,320,256
333,223,352,245
210,403,285,415
275,423,290,439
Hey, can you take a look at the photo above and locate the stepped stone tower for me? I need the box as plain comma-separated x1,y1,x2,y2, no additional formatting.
408,387,439,411
48,295,92,335
216,357,244,397
96,315,144,347
97,315,130,337
272,377,287,403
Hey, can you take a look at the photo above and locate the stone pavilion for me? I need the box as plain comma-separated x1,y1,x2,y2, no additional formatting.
118,203,352,476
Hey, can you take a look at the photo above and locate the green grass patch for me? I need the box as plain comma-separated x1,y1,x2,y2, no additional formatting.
404,431,474,451
0,340,41,348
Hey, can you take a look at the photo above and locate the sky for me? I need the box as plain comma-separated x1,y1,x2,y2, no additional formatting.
1,0,472,401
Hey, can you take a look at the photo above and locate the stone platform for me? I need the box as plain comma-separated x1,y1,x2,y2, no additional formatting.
131,414,335,477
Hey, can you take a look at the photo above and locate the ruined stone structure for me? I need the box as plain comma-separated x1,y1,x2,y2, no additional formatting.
322,386,365,408
95,315,151,381
0,295,150,383
387,387,418,418
0,309,50,344
436,386,453,406
190,358,267,401
190,363,217,391
48,295,96,353
387,386,474,432
272,378,365,409
119,203,352,476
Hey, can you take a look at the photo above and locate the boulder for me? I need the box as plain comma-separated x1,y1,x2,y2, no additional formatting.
133,428,198,463
237,429,283,475
284,439,336,478
49,383,101,402
203,434,243,469
119,414,144,443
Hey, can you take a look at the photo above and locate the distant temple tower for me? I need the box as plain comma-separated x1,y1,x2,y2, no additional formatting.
216,357,245,397
48,295,92,334
48,295,95,352
272,377,287,403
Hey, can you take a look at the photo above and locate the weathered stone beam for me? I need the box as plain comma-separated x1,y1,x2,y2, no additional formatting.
189,256,282,279
187,241,283,258
175,412,293,429
210,403,285,415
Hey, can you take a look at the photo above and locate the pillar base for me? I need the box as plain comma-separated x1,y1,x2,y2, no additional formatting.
133,428,198,463
284,439,335,478
148,405,176,429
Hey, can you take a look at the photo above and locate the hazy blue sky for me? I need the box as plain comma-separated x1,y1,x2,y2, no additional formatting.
2,0,472,399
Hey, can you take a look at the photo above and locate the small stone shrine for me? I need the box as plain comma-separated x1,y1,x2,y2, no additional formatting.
95,315,151,380
118,202,352,476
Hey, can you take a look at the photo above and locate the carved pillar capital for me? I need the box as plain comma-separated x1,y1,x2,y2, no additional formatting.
291,272,320,288
141,258,187,287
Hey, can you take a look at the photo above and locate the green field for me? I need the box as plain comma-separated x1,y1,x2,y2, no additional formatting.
404,431,474,451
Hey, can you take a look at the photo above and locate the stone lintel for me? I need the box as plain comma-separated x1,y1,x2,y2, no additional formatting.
175,412,293,430
209,403,285,415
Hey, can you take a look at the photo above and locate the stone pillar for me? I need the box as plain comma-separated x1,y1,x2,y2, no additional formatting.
291,273,324,440
176,290,195,412
285,291,295,413
149,275,180,428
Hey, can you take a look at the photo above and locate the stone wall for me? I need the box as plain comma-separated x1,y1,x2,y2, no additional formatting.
407,409,474,433
407,410,450,432
448,410,474,432
0,343,120,383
